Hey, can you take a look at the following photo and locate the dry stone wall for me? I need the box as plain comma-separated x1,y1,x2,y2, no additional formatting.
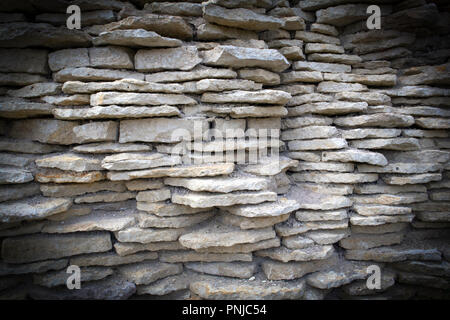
0,0,449,300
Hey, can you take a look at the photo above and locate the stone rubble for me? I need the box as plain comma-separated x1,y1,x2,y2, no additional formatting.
0,0,449,301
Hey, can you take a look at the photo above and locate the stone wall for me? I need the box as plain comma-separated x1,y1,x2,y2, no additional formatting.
0,0,449,300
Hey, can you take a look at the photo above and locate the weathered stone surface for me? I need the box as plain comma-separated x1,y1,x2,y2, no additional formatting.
137,202,208,217
0,167,33,184
33,267,113,288
71,251,157,267
190,274,306,299
288,138,348,151
54,67,144,82
334,113,414,128
340,233,404,250
196,79,262,92
296,210,348,222
159,250,252,263
0,259,67,276
135,46,201,72
317,81,367,93
262,254,338,281
119,118,207,144
136,189,171,203
0,183,40,202
282,126,337,141
145,65,236,83
293,172,377,184
1,232,112,263
54,105,181,120
0,22,91,48
350,138,420,151
108,163,234,181
90,92,195,106
306,261,372,289
118,261,182,285
36,153,101,172
203,4,283,31
102,153,181,171
317,4,390,26
219,212,289,230
294,61,350,73
29,274,136,300
358,163,442,174
0,73,47,86
295,31,340,44
322,149,388,166
222,198,300,218
354,204,412,217
383,173,442,185
36,170,106,184
238,68,280,85
62,79,188,94
7,83,61,98
345,245,442,263
242,156,298,176
324,72,396,86
42,211,136,233
341,129,401,140
305,229,350,245
139,211,212,229
0,97,54,119
203,45,289,73
0,48,48,74
352,193,428,206
93,29,182,47
179,220,275,250
197,23,258,41
202,89,290,105
290,101,367,115
114,241,184,256
399,63,450,86
165,176,270,193
185,262,257,279
116,227,185,244
172,191,277,208
48,48,89,71
350,214,414,226
88,46,134,69
101,14,193,40
281,71,323,83
0,197,72,223
137,273,190,296
256,245,335,262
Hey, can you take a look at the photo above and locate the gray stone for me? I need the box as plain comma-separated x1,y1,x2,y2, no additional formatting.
179,220,275,250
0,197,72,223
322,149,388,166
102,153,181,171
93,29,182,47
48,48,89,71
203,4,283,31
202,89,290,105
135,46,201,72
190,273,305,299
1,232,112,263
118,261,182,285
203,45,290,73
185,262,257,278
0,48,48,74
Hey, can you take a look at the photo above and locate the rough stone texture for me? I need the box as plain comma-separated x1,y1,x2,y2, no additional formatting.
203,45,290,73
135,46,202,72
1,0,449,301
